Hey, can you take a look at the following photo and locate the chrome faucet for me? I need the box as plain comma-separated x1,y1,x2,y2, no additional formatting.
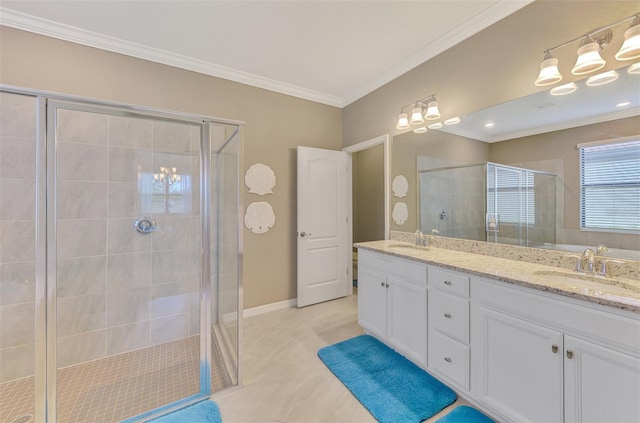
582,248,595,274
415,230,427,246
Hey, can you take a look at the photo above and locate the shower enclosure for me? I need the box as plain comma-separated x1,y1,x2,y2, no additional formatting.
0,88,243,423
419,162,556,246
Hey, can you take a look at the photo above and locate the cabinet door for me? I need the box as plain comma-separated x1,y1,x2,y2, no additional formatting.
387,276,427,366
564,336,640,423
473,306,563,423
357,267,387,340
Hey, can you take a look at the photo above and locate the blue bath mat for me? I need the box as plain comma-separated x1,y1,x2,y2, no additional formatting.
436,405,495,423
318,334,457,423
150,400,221,423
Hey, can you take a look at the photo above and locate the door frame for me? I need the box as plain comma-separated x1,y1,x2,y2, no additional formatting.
343,134,391,296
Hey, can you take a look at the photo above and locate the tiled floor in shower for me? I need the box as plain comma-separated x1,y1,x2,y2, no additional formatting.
0,335,232,423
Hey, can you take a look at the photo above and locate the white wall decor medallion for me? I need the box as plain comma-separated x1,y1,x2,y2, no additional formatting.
392,175,409,198
244,201,276,234
392,202,409,225
245,163,276,195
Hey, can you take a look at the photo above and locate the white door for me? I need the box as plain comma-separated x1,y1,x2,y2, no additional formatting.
297,146,349,307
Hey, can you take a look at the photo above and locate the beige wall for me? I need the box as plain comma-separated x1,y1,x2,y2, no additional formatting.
352,145,385,243
342,1,638,147
0,26,342,309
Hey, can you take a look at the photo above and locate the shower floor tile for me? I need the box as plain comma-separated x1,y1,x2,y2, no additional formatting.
0,334,231,423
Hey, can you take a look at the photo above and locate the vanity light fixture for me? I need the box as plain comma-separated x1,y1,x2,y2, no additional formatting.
396,111,410,129
410,104,425,125
572,36,607,75
444,116,461,125
396,94,440,130
586,70,619,86
427,122,444,129
628,62,640,74
534,14,639,85
413,126,428,134
535,51,563,86
615,16,640,61
550,82,578,96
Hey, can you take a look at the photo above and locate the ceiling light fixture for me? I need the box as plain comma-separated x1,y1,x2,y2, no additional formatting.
534,14,638,85
396,94,440,130
550,82,578,96
586,70,619,86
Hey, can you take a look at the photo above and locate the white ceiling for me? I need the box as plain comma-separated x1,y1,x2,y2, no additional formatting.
0,0,532,107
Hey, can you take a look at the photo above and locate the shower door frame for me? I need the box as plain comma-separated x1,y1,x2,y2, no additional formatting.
1,85,244,422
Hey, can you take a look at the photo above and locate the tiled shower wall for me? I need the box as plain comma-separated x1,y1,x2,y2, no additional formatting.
55,108,202,369
420,164,486,241
0,92,37,383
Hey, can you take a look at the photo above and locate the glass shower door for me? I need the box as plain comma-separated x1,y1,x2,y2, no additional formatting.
50,102,203,422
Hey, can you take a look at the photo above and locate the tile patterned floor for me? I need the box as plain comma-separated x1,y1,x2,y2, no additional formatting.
0,334,232,423
215,293,470,423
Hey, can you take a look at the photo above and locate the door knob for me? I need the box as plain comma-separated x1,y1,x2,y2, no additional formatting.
299,231,312,238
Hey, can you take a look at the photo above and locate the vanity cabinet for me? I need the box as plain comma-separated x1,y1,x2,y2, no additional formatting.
357,246,640,423
472,277,640,423
357,250,428,366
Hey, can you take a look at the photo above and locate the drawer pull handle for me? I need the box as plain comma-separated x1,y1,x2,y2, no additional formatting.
444,280,452,286
552,345,558,353
566,350,574,359
444,313,452,319
381,282,385,287
444,357,452,363
386,283,389,288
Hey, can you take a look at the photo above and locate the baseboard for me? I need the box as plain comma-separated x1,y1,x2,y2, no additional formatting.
243,298,297,318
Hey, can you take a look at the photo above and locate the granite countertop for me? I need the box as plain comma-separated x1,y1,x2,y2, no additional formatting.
355,240,640,314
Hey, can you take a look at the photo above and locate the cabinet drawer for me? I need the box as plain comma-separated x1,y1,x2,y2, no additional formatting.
429,331,470,390
429,290,469,344
359,250,426,286
429,266,469,297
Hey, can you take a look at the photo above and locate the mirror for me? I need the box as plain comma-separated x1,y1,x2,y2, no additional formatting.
391,64,640,260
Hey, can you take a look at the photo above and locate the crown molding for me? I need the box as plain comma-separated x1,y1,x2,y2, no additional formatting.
0,7,344,107
341,0,534,107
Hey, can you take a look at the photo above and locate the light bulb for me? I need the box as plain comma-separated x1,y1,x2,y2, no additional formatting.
424,101,440,120
396,112,410,129
572,39,606,75
535,53,563,86
615,21,640,61
410,106,424,125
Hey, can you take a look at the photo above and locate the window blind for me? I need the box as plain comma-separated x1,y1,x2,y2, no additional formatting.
580,139,640,231
487,167,535,225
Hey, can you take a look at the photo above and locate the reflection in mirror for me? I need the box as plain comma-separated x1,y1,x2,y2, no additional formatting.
418,162,556,247
391,64,639,261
